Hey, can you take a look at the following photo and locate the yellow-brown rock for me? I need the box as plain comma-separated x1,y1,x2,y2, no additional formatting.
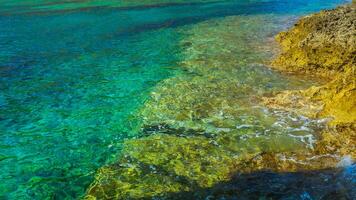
267,3,356,159
272,4,355,77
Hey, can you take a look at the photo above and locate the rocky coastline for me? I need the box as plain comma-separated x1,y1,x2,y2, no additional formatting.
264,2,355,160
85,2,355,199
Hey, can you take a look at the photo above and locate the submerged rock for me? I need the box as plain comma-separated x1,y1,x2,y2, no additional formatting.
85,7,355,198
85,134,259,199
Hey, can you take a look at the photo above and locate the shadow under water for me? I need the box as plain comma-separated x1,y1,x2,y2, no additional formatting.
158,164,356,200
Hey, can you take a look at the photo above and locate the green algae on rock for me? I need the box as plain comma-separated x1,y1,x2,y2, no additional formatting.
85,134,257,199
85,131,313,199
139,15,317,135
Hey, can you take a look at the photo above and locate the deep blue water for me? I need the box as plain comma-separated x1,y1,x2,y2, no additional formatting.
0,0,352,199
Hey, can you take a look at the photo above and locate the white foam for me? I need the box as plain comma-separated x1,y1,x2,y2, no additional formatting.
337,155,354,168
307,154,339,160
288,134,316,149
236,124,254,129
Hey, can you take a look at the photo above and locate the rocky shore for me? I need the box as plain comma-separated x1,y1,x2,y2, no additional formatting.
264,2,355,159
85,3,355,199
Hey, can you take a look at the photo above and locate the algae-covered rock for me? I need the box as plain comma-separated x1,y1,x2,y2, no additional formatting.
315,123,356,158
270,3,355,125
304,68,355,125
86,130,316,199
85,134,256,199
267,3,356,160
272,4,355,77
139,15,316,135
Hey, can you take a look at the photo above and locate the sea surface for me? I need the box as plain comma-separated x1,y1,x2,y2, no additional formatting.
0,0,352,199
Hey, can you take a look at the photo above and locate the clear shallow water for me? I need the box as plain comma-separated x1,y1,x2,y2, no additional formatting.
0,0,351,199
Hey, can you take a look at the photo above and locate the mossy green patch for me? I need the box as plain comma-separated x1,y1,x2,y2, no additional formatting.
86,130,310,199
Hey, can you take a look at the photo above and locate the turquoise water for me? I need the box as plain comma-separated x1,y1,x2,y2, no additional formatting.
0,0,350,199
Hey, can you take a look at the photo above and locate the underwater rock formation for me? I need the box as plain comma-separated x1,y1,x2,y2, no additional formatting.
85,4,355,199
85,15,317,199
265,3,355,159
85,134,260,199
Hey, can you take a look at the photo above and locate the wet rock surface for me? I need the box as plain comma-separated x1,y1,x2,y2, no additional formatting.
266,2,356,160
